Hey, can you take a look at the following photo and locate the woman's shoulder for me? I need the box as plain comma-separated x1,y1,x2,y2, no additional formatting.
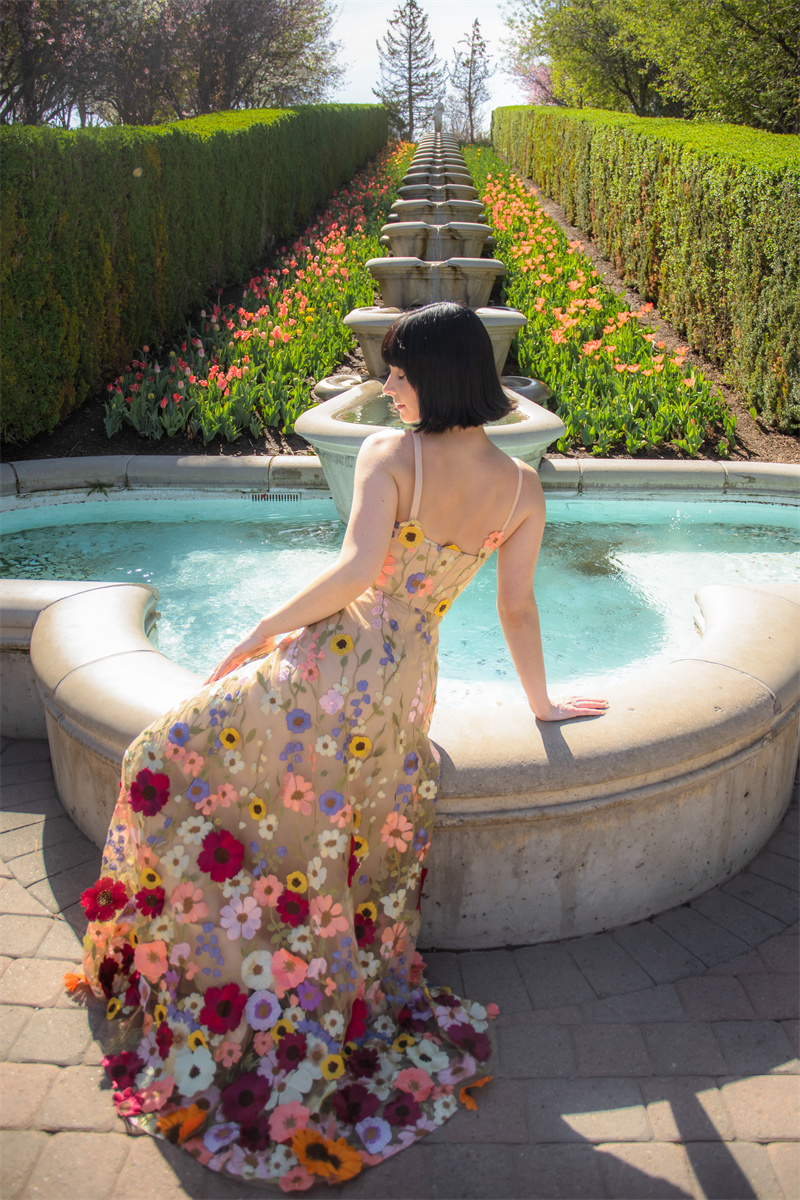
358,427,414,466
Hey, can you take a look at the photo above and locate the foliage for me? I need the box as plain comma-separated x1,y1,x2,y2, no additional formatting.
622,0,799,135
503,0,799,133
0,0,344,127
491,107,800,430
0,105,388,443
103,143,414,441
446,20,492,143
464,147,736,458
503,0,681,118
373,0,445,141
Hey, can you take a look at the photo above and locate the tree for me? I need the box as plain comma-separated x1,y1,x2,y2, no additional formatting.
373,0,445,141
503,0,681,117
447,19,492,141
623,0,799,134
0,0,344,127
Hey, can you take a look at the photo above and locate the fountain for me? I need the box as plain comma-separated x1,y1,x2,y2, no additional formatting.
302,133,564,519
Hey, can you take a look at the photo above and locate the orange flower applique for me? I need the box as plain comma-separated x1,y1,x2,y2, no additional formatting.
291,1128,363,1181
63,971,88,993
459,1075,493,1111
156,1102,207,1143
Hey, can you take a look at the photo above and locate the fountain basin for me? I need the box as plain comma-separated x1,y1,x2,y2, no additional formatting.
389,199,486,225
365,256,506,308
2,456,797,948
379,221,491,260
402,171,474,187
295,379,564,521
397,183,479,202
343,305,527,377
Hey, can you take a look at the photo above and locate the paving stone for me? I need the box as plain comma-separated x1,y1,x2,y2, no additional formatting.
707,947,767,976
421,950,464,996
641,1023,728,1076
516,1144,606,1199
0,780,59,811
712,1020,798,1076
0,741,52,766
691,890,785,947
0,1130,49,1200
35,920,82,962
721,1075,800,1141
458,949,532,1014
0,1063,58,1129
572,1023,653,1077
0,762,55,790
565,933,653,998
595,1142,694,1198
757,924,799,975
23,1130,129,1200
579,984,686,1025
27,857,100,916
747,849,800,892
0,816,86,863
10,1006,93,1065
654,907,751,967
767,1141,800,1200
674,976,756,1021
10,838,98,889
0,956,75,1006
425,1077,528,1143
0,915,53,958
112,1132,253,1200
782,1019,799,1054
526,1078,651,1143
739,973,800,1021
497,1021,576,1078
723,873,798,925
685,1141,785,1199
639,1077,734,1142
766,829,799,861
425,1143,539,1199
38,1066,123,1133
0,878,54,918
60,901,89,933
345,1140,433,1199
0,1004,31,1060
514,943,597,1008
0,954,10,977
0,860,13,878
497,1005,581,1027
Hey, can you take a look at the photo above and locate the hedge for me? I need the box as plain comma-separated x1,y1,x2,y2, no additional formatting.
0,104,388,443
491,107,800,431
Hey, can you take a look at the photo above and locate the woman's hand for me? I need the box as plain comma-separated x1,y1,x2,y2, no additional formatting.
532,697,609,722
205,631,278,685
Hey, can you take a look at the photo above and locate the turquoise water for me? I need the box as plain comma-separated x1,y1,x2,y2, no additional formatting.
2,494,797,695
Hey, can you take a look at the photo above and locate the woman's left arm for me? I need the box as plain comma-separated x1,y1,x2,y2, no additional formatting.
207,434,401,681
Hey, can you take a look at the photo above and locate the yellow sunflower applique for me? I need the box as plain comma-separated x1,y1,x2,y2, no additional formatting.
398,520,424,549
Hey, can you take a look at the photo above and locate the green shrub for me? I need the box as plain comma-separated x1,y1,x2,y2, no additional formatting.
491,107,800,431
0,105,388,444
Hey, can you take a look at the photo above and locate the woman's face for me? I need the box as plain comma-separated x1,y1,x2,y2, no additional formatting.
383,366,420,425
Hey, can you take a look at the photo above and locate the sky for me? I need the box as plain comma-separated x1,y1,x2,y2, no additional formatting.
329,0,525,128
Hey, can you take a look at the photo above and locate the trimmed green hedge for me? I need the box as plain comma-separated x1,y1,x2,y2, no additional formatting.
0,105,388,443
491,107,800,431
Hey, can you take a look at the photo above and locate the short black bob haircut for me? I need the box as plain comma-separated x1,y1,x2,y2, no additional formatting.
380,302,514,434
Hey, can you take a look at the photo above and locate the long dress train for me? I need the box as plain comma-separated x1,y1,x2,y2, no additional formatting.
82,432,522,1189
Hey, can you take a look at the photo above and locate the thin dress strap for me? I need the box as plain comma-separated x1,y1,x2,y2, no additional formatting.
499,460,524,534
409,431,423,522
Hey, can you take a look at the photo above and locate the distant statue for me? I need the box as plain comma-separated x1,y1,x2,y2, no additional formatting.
433,100,444,133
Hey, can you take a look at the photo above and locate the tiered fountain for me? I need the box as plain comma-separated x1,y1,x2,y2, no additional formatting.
296,134,565,522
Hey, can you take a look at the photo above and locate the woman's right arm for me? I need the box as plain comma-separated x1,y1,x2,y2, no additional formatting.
496,470,608,722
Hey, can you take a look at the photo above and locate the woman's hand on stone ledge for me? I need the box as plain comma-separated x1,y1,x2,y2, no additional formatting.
532,696,609,722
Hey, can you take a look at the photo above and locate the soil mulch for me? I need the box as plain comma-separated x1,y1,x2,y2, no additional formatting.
2,183,796,467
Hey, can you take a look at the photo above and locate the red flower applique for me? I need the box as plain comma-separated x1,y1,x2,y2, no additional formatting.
128,768,170,816
197,829,245,881
80,876,128,922
135,886,165,917
199,982,247,1034
276,890,310,927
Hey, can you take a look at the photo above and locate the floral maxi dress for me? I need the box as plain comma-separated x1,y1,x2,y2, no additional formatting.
82,432,523,1189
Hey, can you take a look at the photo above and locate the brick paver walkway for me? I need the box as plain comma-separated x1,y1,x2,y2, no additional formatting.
1,737,797,1199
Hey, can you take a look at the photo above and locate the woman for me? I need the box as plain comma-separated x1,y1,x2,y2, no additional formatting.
81,303,607,1189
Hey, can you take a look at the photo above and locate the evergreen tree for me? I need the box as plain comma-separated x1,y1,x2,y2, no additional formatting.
448,19,492,142
373,0,445,141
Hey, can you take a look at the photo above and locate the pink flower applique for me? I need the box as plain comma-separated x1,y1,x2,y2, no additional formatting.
281,772,314,815
253,874,283,907
319,688,345,715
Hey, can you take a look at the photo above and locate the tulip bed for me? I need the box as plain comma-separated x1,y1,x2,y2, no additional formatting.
103,142,414,443
464,148,736,457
